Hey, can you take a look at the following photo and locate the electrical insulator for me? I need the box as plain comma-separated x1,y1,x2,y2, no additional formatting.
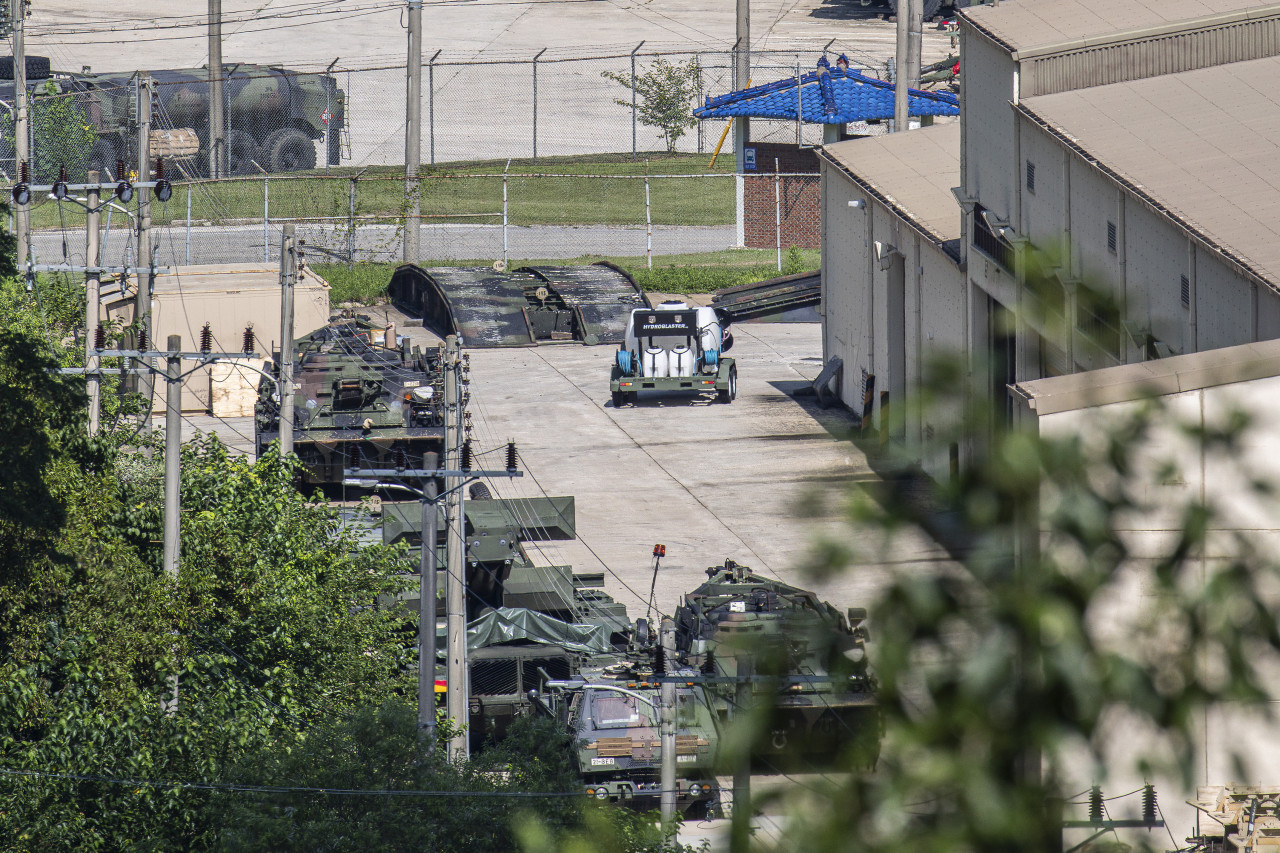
52,164,68,200
1142,784,1157,826
137,328,149,351
1088,787,1103,824
12,160,30,206
505,441,518,472
653,644,666,676
154,157,172,203
460,440,473,472
242,325,255,354
701,648,716,675
394,447,408,472
93,326,106,350
199,322,213,355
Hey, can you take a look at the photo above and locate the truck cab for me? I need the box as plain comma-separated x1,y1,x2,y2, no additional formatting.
610,300,736,407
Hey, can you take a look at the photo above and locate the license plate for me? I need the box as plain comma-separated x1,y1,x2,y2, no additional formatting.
677,755,696,763
590,757,614,766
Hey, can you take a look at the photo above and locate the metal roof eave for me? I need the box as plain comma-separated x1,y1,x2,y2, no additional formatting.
816,145,960,255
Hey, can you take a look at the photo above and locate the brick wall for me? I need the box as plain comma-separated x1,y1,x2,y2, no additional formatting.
744,142,821,250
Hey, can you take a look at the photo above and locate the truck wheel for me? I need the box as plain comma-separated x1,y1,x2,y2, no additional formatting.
228,130,259,175
263,127,317,173
611,390,626,408
717,366,737,404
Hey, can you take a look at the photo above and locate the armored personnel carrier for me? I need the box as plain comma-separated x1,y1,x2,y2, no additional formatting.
674,559,879,769
254,317,446,487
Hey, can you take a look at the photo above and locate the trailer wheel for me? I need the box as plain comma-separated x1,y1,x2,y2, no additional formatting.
611,390,626,408
717,366,737,404
263,127,317,173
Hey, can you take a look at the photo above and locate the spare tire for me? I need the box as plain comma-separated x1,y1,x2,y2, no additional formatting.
262,127,316,173
0,56,52,81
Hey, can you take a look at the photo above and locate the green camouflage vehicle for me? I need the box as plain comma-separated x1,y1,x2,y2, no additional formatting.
538,668,721,817
254,317,445,487
0,60,344,176
674,559,880,770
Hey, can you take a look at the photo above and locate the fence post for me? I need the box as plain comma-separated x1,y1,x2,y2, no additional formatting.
263,176,270,264
532,48,546,163
774,158,782,272
645,165,652,270
429,49,441,165
348,173,357,271
631,42,644,159
502,159,510,265
185,183,192,265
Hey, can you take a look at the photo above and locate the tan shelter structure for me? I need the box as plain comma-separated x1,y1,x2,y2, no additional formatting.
101,264,330,415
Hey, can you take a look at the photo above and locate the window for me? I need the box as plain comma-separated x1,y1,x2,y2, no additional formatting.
1180,274,1190,308
972,204,1014,272
1025,160,1036,194
1107,221,1117,254
590,693,656,729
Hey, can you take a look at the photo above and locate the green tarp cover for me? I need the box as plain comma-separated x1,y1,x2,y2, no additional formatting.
466,607,612,655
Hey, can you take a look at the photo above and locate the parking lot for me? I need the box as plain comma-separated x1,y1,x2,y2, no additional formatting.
462,320,949,620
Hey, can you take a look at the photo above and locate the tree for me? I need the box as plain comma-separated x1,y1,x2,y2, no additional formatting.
761,336,1280,850
602,58,702,153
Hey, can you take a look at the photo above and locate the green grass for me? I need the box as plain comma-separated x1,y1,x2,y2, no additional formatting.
30,152,737,231
315,247,820,306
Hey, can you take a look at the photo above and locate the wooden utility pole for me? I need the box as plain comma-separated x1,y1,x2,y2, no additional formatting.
278,224,296,456
404,0,422,262
733,0,750,170
136,74,156,426
418,470,440,751
13,0,29,273
208,0,225,178
86,172,102,434
659,618,678,830
444,336,469,761
894,0,923,132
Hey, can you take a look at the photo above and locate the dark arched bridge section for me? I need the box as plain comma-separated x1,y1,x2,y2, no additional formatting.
387,261,650,348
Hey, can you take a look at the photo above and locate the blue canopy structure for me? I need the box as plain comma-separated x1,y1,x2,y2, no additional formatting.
694,62,959,125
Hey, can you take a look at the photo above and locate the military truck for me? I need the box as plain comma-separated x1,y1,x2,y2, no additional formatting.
674,559,880,770
254,316,446,487
609,300,736,407
0,58,345,177
538,670,721,817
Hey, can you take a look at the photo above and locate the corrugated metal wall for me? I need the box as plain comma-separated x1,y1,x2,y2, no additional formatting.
1022,15,1280,96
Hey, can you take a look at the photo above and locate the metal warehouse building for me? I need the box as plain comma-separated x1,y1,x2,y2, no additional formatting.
822,0,1280,480
817,0,1280,842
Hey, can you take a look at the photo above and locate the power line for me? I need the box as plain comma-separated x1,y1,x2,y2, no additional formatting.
0,766,587,798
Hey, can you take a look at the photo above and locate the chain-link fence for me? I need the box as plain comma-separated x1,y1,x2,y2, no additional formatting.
27,170,822,272
8,43,893,273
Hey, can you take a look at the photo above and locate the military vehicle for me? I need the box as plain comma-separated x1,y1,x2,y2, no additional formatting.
609,300,736,407
254,316,446,487
673,559,879,770
538,670,721,817
0,59,345,177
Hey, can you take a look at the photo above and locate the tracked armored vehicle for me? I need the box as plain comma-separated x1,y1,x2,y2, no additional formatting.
675,559,879,769
254,317,446,487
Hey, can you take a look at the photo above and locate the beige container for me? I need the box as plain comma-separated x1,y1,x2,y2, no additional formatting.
101,264,331,414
